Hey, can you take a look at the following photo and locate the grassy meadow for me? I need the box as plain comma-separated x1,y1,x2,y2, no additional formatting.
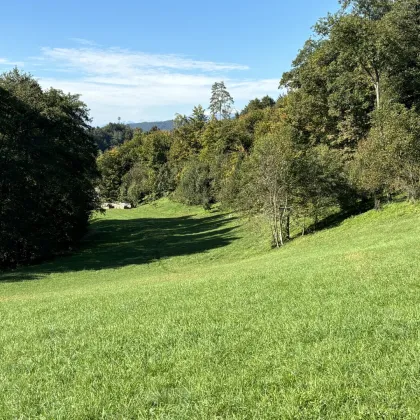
1,199,420,418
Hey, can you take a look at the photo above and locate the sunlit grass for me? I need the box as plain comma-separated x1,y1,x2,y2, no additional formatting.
1,199,420,418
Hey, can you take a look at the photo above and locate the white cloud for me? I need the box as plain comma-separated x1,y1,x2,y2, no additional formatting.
41,47,249,73
34,46,279,124
69,38,99,46
0,58,24,67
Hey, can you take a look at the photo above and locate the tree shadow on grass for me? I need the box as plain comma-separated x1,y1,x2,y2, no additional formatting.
0,213,239,283
299,199,373,237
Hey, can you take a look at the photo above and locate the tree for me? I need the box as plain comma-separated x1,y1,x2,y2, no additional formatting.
238,126,298,247
339,0,394,20
351,104,420,208
175,158,213,209
0,69,100,268
98,129,173,206
280,37,373,150
318,0,419,112
200,118,253,157
169,105,207,172
190,105,208,126
329,14,388,109
296,145,351,231
381,0,420,110
97,148,128,202
120,163,155,206
209,81,234,119
241,96,275,115
92,122,134,151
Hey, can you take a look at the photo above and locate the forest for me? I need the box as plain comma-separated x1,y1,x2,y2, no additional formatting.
95,0,420,247
1,0,419,266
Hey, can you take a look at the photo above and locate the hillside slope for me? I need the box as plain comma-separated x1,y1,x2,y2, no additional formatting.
1,200,420,418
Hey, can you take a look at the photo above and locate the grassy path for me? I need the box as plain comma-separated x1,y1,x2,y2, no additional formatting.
1,200,420,418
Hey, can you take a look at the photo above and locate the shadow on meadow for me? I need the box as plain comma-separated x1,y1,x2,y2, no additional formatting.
0,213,239,282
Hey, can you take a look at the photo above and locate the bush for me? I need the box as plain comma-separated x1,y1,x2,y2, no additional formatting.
175,159,213,209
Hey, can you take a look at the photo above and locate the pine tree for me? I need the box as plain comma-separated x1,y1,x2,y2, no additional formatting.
209,81,234,119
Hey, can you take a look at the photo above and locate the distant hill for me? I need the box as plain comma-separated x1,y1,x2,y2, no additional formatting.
128,120,174,132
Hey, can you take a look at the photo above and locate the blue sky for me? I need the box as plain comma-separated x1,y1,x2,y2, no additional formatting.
1,0,340,125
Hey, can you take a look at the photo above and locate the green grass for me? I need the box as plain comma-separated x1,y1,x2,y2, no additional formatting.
1,198,420,418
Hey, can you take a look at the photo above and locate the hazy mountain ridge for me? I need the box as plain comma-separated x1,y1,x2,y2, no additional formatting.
128,120,174,131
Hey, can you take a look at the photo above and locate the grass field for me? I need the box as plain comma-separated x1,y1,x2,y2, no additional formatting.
1,199,420,418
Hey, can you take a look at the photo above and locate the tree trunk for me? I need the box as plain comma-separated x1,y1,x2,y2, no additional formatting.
270,191,280,248
279,218,284,246
374,81,380,109
271,224,279,248
374,195,381,210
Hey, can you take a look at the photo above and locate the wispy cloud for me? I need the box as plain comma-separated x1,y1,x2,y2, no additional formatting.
69,38,99,46
31,46,279,124
0,58,24,67
41,47,249,73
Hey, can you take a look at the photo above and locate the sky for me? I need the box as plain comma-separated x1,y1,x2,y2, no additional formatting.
1,0,340,125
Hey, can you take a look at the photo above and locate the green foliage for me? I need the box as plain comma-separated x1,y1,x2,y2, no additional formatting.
340,0,394,20
0,69,99,268
97,148,129,202
241,95,275,115
278,0,420,214
140,130,172,168
170,107,206,168
120,163,155,205
97,129,173,205
174,159,213,209
92,122,134,151
280,36,374,149
209,81,234,119
281,0,420,152
297,145,353,226
351,104,420,205
200,118,253,156
238,127,298,247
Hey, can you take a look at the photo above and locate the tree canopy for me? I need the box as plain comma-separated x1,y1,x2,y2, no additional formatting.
0,69,100,267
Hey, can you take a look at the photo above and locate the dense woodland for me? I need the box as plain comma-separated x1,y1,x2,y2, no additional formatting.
96,0,420,246
1,0,419,266
0,71,99,268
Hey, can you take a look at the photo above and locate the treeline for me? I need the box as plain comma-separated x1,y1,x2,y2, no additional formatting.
97,0,420,247
0,70,99,268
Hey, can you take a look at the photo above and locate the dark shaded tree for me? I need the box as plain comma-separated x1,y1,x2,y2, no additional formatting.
92,122,134,151
0,69,100,268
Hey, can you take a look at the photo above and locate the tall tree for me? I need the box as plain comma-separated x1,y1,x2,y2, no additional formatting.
238,126,298,247
0,69,100,268
209,81,234,119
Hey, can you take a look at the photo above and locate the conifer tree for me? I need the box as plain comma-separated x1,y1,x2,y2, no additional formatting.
209,81,234,120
